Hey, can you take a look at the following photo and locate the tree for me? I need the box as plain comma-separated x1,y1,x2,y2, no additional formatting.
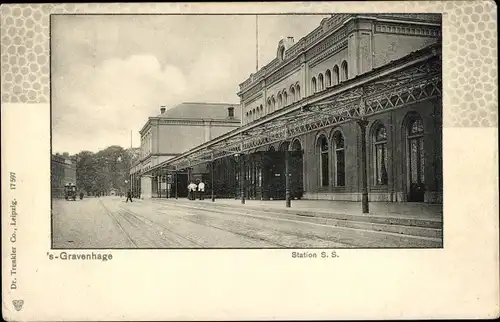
74,145,135,195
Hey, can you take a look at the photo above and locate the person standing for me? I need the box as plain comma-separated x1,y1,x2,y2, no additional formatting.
126,190,133,203
187,181,194,200
198,180,205,200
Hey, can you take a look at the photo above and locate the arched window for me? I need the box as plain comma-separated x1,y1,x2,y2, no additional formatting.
252,108,256,120
341,61,348,81
373,124,388,185
278,93,283,109
317,135,329,187
283,91,288,106
290,86,296,103
246,112,249,123
318,73,324,91
333,65,340,85
278,46,285,61
332,131,345,186
407,117,425,186
296,84,301,100
272,96,276,111
311,77,317,93
267,99,272,114
325,69,332,87
248,110,252,122
260,105,263,117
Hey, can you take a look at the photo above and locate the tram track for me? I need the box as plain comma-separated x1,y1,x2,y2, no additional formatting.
157,203,356,248
121,205,285,247
157,202,440,248
98,199,139,248
118,206,202,247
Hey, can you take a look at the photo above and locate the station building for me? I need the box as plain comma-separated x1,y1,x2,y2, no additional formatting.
137,13,443,205
129,102,241,198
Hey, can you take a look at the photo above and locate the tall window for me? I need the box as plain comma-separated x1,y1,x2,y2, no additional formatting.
325,69,332,87
312,77,317,93
317,135,329,187
278,93,283,108
283,91,287,106
341,61,348,81
408,117,425,184
267,99,272,114
296,85,301,100
290,86,296,103
252,108,256,120
272,96,276,111
332,131,345,186
333,65,340,85
318,73,324,91
373,125,388,185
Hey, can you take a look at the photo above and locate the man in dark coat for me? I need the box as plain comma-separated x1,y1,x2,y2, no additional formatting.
126,190,133,203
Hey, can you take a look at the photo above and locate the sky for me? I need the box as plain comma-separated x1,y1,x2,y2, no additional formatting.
51,14,329,155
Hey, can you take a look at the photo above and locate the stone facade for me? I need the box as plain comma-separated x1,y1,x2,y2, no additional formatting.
131,102,241,198
233,13,442,203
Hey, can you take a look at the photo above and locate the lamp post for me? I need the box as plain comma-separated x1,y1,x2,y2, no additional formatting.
234,153,245,204
175,170,178,199
211,154,215,202
358,119,369,214
284,124,291,208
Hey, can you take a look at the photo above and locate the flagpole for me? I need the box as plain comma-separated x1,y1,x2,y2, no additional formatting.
256,14,259,72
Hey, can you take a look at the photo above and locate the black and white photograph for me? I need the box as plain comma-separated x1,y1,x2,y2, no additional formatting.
51,13,443,249
2,2,499,321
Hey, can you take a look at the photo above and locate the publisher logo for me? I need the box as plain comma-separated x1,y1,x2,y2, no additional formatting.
12,300,23,311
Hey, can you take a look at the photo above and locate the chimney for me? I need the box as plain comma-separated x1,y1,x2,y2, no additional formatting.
160,106,166,114
227,106,235,119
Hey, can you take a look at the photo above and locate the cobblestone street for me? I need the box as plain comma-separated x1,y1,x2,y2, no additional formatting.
52,196,442,248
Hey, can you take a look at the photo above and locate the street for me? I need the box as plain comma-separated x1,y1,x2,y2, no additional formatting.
52,197,442,248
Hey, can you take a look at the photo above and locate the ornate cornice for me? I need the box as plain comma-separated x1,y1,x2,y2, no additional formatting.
157,119,241,126
244,92,263,106
375,22,441,37
241,82,263,101
266,57,302,88
239,14,354,93
308,39,348,68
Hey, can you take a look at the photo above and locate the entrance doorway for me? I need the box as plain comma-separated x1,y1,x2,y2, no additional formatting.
406,116,425,202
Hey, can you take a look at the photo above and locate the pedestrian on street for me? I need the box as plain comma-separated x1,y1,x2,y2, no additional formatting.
198,180,205,200
126,190,133,203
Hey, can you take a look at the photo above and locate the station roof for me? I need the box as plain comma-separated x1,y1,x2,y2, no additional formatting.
146,42,442,174
158,102,241,120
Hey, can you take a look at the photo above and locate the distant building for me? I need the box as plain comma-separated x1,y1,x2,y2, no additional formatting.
51,153,77,198
130,102,241,198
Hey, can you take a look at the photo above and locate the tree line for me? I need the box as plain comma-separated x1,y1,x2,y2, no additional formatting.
69,146,140,195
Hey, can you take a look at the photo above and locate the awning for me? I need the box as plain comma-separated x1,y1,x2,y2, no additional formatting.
146,43,441,173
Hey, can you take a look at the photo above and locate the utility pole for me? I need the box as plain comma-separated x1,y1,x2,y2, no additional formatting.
284,124,291,208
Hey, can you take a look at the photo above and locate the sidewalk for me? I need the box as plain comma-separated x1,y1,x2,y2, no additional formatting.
150,197,443,223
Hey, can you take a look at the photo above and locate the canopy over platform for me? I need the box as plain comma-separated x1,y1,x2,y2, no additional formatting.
145,42,441,175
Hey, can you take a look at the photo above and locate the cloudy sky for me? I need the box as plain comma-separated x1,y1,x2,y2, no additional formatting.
51,14,329,154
